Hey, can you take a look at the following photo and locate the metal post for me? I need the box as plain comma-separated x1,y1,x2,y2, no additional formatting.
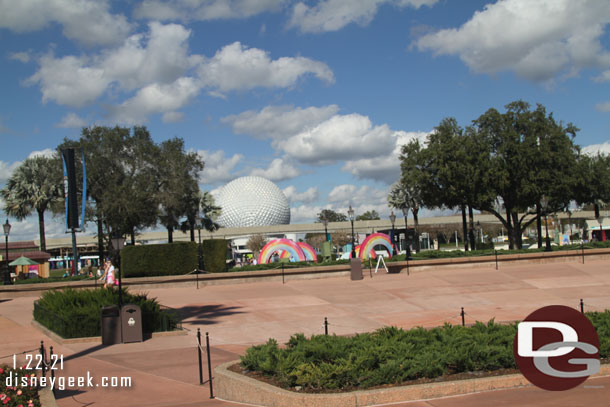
4,234,10,285
580,298,584,314
324,317,328,335
197,226,202,289
369,258,372,278
461,307,465,327
39,341,46,378
281,263,285,284
495,250,498,270
197,329,203,385
581,241,585,264
50,346,55,394
206,332,214,399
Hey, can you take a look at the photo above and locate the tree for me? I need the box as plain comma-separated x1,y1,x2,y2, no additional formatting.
356,210,380,221
305,233,326,251
181,190,222,241
155,138,204,243
246,234,267,260
316,209,347,222
1,155,63,251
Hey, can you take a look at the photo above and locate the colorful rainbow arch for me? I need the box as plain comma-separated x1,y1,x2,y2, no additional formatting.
258,239,307,264
297,242,318,262
348,244,377,259
358,233,393,260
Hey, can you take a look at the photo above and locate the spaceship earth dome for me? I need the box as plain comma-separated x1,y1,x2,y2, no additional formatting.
215,176,291,228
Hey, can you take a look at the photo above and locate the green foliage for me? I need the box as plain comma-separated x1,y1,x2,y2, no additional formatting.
316,209,347,222
242,312,610,391
33,287,180,338
227,259,350,272
356,210,380,221
202,239,228,273
0,365,41,406
122,242,197,277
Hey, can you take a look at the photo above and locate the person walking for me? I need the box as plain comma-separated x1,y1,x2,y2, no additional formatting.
99,259,115,288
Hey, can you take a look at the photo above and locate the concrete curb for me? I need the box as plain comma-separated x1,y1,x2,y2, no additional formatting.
39,386,58,407
31,319,187,345
214,361,610,407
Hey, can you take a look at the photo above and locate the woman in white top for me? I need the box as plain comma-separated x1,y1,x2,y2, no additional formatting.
99,259,115,288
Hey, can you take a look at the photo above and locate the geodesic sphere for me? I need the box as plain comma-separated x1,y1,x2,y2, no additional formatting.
215,176,290,228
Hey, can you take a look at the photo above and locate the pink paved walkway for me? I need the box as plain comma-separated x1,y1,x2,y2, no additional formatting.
1,259,609,406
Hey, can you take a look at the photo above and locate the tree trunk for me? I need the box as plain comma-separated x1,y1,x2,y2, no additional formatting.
468,205,476,251
190,224,195,242
412,207,420,252
97,214,104,264
167,226,173,243
536,203,543,248
130,228,135,245
37,209,46,252
511,211,522,249
461,205,469,251
506,207,514,250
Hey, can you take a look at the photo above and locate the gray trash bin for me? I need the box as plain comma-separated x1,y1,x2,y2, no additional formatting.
101,305,121,345
350,258,363,281
121,304,143,343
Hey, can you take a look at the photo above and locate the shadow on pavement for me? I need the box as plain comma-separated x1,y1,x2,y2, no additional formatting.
177,304,244,325
64,343,107,361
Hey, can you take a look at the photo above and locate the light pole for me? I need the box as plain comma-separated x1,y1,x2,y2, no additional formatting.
3,219,11,285
541,196,551,252
402,208,411,259
348,205,356,258
196,215,203,271
322,217,329,241
389,211,396,253
111,234,125,308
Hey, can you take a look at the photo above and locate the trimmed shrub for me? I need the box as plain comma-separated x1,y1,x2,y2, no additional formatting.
241,312,610,391
202,239,228,273
33,287,181,338
122,242,197,277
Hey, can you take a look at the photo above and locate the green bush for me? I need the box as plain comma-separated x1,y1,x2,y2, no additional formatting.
122,242,197,277
202,239,228,273
0,365,41,406
33,287,180,338
241,312,610,391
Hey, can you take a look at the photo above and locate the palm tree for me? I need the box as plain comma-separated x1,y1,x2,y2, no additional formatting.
388,180,422,252
181,190,222,240
1,155,63,251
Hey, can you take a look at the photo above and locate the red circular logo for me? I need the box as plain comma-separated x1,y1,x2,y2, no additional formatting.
513,305,600,391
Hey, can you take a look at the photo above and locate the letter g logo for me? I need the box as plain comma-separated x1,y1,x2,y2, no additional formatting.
513,305,600,391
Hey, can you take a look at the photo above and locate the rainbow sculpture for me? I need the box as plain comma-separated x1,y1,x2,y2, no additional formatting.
349,244,377,259
280,250,292,259
357,233,393,260
297,242,318,262
258,239,307,264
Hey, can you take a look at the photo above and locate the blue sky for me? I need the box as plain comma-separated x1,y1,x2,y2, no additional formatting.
1,0,610,240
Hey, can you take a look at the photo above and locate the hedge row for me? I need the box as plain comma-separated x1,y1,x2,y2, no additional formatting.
33,288,180,338
241,311,610,391
122,241,198,277
202,239,228,273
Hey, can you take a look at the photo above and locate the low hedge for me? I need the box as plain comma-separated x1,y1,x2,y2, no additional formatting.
122,242,197,277
202,239,228,273
33,288,181,338
241,311,610,391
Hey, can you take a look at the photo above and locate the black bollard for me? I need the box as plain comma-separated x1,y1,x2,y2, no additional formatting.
324,317,328,336
495,250,498,270
282,263,285,284
580,298,584,314
461,307,465,327
197,329,203,385
206,332,214,399
581,242,585,264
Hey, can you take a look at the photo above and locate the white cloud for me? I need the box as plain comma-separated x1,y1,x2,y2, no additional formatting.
274,113,396,165
282,186,319,204
290,0,438,33
290,204,324,224
56,112,88,128
9,51,31,63
582,141,610,156
0,0,131,47
594,70,610,83
198,42,334,94
595,102,610,113
249,158,300,181
135,0,286,21
26,54,110,108
197,150,244,184
222,104,339,139
342,131,429,184
0,161,20,184
328,184,388,206
415,0,610,82
108,77,201,125
162,111,185,123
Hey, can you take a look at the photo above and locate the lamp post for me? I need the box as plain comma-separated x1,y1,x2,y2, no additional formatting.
196,215,203,271
402,208,411,259
3,219,11,285
348,205,356,258
389,211,396,253
111,234,125,308
541,196,551,252
322,217,329,241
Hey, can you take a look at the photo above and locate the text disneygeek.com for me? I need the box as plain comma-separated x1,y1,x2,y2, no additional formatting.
5,371,132,390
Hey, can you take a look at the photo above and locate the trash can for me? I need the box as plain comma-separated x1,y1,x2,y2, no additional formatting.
350,258,363,281
101,305,121,345
121,304,143,343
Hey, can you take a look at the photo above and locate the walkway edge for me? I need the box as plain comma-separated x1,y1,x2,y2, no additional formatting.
214,361,610,407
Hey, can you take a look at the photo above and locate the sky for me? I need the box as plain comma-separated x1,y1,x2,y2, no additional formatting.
1,0,610,241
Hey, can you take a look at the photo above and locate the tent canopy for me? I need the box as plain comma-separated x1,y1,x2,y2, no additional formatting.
9,256,39,266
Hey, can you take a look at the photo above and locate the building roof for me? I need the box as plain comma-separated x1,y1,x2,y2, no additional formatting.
0,250,51,262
